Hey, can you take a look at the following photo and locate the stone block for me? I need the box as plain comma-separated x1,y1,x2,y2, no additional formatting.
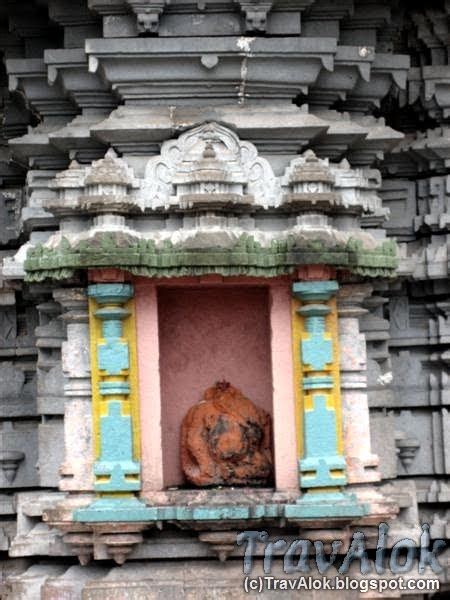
0,307,17,351
379,178,416,239
38,420,65,487
43,566,107,600
0,421,39,489
393,409,450,476
5,564,67,600
37,363,65,415
369,411,397,479
61,322,90,380
390,349,430,407
0,361,37,417
0,191,21,244
388,296,431,346
0,521,16,551
9,491,70,558
0,493,15,516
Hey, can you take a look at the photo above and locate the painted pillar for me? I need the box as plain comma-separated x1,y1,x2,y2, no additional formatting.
75,280,154,522
53,288,93,491
88,283,141,493
292,280,347,491
337,283,380,484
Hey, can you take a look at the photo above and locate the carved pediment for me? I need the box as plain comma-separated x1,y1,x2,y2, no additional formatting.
142,122,279,210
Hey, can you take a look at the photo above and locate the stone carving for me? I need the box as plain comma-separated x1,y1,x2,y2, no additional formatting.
0,450,24,483
126,1,167,34
0,191,21,244
143,122,278,210
0,362,24,398
395,431,421,472
0,307,17,347
239,1,273,32
181,381,273,486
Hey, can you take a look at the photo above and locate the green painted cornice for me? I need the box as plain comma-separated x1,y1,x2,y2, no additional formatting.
24,232,398,282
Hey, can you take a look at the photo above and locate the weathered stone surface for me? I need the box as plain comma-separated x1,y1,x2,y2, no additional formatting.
42,565,106,600
369,412,397,479
9,492,69,558
5,564,67,600
181,381,273,486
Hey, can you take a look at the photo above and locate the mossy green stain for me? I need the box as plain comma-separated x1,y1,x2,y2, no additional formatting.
24,234,398,281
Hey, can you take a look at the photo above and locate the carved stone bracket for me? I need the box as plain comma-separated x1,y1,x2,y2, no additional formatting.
126,1,167,34
238,1,273,32
198,531,237,562
60,523,146,565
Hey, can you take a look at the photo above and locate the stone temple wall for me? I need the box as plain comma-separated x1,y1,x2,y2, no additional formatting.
0,0,450,598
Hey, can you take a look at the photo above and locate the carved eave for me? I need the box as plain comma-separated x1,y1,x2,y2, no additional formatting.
88,0,127,17
9,120,71,170
44,49,118,111
310,112,404,166
90,104,329,156
422,66,450,120
382,128,450,177
6,59,78,118
306,45,375,109
304,0,353,23
338,53,410,113
341,1,391,32
411,10,450,64
48,0,100,28
346,116,405,166
308,111,365,160
85,36,336,104
47,113,108,164
89,105,405,167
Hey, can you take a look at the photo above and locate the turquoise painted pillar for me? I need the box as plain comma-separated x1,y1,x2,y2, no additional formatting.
89,283,140,493
292,281,346,491
75,281,156,522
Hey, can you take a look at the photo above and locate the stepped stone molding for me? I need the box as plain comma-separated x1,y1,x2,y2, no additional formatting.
85,36,337,104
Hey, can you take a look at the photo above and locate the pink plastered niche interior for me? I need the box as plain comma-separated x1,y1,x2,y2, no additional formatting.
135,277,299,496
157,286,273,488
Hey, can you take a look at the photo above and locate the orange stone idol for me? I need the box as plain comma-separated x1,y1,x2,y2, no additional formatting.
181,381,273,486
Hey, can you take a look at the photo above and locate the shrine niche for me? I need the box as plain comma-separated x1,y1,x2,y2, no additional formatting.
156,285,274,489
180,381,273,487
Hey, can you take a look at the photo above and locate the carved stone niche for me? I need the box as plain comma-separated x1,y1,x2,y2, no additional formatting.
181,381,273,487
